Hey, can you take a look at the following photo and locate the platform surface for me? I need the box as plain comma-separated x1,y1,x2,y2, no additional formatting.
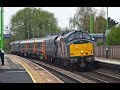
0,55,33,83
0,54,63,83
95,57,120,65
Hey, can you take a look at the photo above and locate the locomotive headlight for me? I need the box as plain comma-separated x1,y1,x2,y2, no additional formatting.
81,51,83,53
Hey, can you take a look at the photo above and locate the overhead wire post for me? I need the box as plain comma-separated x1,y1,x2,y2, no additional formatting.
106,7,109,58
0,7,4,65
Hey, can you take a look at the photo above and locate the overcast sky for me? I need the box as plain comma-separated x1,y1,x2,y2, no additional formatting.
4,7,120,29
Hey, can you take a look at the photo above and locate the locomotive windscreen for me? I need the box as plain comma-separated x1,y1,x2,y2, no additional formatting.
67,31,91,42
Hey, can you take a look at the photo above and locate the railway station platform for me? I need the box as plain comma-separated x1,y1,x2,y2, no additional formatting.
95,57,120,65
0,54,63,83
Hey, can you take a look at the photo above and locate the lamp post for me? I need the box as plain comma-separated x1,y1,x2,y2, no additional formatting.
90,15,93,34
27,30,29,39
48,24,50,35
36,28,39,38
106,7,109,58
32,29,34,38
42,26,45,37
0,7,4,65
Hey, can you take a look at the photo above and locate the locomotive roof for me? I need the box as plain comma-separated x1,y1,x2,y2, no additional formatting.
62,30,88,38
62,30,76,38
44,35,59,40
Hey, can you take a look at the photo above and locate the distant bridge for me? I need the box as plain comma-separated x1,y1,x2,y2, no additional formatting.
4,34,12,38
90,34,107,41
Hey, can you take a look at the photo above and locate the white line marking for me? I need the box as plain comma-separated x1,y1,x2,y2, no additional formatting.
40,73,44,75
6,71,26,72
33,67,39,69
46,79,53,82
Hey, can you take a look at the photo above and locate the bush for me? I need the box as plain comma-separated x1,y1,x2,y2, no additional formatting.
96,39,103,46
108,26,120,45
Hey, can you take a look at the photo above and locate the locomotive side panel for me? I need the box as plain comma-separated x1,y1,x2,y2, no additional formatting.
45,35,59,58
45,39,55,57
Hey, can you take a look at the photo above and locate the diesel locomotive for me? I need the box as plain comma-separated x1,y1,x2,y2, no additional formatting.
11,30,95,70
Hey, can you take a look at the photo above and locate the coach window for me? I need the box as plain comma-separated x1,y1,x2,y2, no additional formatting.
22,44,24,48
23,43,25,48
31,43,33,48
40,42,42,50
29,43,32,48
37,42,40,50
28,43,29,48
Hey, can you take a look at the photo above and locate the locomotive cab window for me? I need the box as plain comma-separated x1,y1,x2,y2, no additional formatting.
67,31,82,42
75,32,82,39
67,33,75,42
83,33,91,40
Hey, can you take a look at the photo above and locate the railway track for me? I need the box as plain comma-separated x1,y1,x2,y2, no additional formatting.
17,56,95,83
74,68,120,83
18,56,120,83
29,59,95,83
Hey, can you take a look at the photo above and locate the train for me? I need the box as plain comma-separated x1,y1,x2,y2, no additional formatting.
10,30,96,70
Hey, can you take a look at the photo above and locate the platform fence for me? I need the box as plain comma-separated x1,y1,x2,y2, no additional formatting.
95,45,120,60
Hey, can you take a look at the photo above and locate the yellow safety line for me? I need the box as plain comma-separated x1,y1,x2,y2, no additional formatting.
27,60,64,83
18,61,37,83
10,57,37,83
25,59,64,83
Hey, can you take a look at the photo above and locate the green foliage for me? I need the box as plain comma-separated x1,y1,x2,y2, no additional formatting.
108,17,119,29
5,7,61,52
108,26,120,45
10,7,61,40
69,7,107,33
96,39,104,46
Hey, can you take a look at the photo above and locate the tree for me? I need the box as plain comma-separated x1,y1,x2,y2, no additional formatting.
69,7,97,32
96,9,106,45
5,7,61,53
108,17,119,29
69,7,108,34
69,7,120,45
10,7,61,40
108,26,120,45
